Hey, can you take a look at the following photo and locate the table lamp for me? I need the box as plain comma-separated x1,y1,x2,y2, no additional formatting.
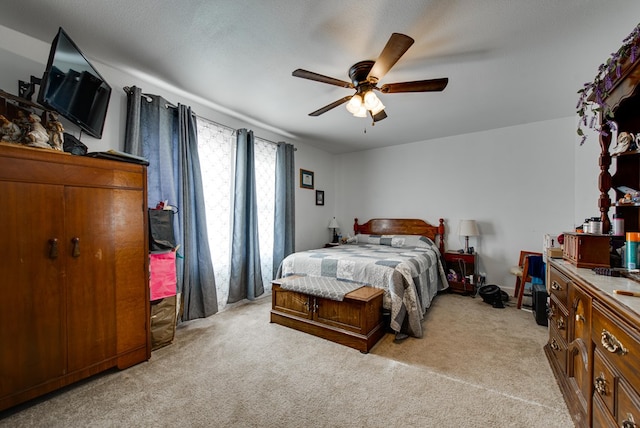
458,219,479,254
328,217,340,243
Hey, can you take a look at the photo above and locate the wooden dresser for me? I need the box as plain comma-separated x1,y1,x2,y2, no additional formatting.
545,259,640,427
0,144,150,411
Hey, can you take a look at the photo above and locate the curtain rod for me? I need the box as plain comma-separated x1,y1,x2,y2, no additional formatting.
190,113,288,148
123,86,290,149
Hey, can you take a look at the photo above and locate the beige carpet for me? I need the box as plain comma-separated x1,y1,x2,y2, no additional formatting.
0,292,572,427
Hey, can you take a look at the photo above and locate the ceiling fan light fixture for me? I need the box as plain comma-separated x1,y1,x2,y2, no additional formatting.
363,91,379,109
363,90,385,115
370,101,385,115
346,94,363,114
353,105,367,117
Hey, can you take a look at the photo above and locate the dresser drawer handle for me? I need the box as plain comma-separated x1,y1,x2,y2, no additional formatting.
622,413,636,428
551,281,562,291
556,318,565,330
548,306,556,319
594,373,608,396
550,338,560,351
601,329,628,355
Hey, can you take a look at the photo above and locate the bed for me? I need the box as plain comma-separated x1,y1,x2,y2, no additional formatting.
273,218,449,345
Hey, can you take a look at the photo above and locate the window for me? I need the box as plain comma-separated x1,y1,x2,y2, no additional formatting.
197,119,276,309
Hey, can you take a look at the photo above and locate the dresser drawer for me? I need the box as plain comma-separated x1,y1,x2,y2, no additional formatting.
593,349,616,416
548,266,569,307
549,296,568,341
592,301,640,392
592,394,618,428
618,380,640,428
548,327,567,373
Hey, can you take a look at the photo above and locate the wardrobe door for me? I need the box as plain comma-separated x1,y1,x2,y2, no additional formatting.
113,187,150,367
64,186,117,372
0,181,66,397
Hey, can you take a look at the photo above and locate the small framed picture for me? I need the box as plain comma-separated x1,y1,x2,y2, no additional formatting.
300,169,314,189
316,190,324,206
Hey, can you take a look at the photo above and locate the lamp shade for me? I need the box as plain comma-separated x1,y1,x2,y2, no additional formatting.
458,220,479,237
328,217,340,229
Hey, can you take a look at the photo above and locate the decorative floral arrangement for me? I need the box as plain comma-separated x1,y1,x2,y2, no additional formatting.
577,23,640,145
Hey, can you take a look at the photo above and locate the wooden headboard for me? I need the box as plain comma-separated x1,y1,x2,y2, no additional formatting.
353,218,445,254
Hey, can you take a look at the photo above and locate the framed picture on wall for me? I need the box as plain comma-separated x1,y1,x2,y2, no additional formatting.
316,190,324,206
300,169,314,189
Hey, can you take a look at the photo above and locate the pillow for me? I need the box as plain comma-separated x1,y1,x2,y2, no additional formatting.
391,237,405,247
354,233,366,243
401,235,435,248
386,234,435,248
355,234,378,244
355,233,435,249
355,234,400,246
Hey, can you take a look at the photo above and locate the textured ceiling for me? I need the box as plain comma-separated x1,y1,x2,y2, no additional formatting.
1,1,639,153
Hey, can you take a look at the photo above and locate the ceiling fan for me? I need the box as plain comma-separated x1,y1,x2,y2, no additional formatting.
292,33,448,123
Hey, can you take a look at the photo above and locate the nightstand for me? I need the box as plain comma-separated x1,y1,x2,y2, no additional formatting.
444,251,478,295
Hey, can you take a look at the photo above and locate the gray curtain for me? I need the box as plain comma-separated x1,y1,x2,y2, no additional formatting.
272,142,295,277
124,86,218,320
228,129,264,303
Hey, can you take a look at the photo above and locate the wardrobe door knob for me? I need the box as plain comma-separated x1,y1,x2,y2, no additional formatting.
48,238,59,259
71,237,80,257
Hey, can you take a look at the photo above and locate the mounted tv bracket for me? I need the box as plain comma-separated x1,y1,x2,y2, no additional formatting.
18,75,42,101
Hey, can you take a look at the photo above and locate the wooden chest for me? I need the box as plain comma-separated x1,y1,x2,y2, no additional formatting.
270,280,385,353
563,233,610,268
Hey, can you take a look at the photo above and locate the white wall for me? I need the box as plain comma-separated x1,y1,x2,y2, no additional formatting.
0,24,607,292
293,144,338,251
0,25,336,253
333,117,594,292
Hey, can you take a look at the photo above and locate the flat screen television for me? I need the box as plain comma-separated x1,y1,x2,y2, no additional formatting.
37,27,111,139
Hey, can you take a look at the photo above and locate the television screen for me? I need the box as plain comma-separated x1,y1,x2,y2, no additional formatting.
37,27,111,139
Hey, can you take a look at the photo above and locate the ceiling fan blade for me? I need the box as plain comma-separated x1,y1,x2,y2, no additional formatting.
309,96,353,116
292,69,354,89
371,109,387,122
367,33,415,82
380,78,449,93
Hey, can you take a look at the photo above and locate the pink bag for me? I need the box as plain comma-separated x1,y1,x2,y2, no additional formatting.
149,251,177,300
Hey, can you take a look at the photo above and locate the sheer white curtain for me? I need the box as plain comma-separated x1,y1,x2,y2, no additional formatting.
197,119,276,309
253,138,276,287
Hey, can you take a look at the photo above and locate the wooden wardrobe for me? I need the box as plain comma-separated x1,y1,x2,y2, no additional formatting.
0,144,150,411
